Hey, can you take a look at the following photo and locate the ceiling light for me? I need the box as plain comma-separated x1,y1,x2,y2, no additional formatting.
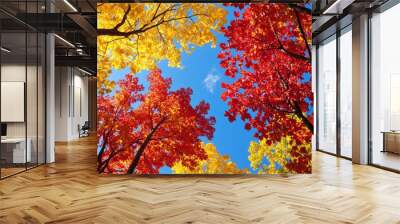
323,0,355,15
63,0,78,12
78,67,93,76
54,34,75,48
323,0,342,14
1,47,11,53
76,48,85,55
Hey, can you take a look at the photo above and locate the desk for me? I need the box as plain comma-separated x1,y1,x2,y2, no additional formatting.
1,138,31,163
381,131,400,154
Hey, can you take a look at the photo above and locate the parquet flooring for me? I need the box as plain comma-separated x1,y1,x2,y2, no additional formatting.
0,167,26,178
0,136,400,223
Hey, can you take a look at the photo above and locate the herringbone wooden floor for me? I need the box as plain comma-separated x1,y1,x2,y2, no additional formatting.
1,136,400,224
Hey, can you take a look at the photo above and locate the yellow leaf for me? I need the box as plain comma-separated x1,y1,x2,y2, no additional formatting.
172,142,248,174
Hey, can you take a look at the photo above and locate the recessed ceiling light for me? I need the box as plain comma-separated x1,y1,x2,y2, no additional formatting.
63,0,78,12
78,67,93,76
54,34,75,48
1,47,11,53
323,0,355,15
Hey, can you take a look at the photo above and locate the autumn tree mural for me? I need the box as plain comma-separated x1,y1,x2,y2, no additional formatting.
219,4,312,173
97,3,312,174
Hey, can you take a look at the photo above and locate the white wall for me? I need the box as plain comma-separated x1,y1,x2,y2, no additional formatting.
54,67,89,141
72,72,89,138
55,66,69,141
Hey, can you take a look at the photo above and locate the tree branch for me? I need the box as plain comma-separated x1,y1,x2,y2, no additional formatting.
98,138,142,173
252,36,311,62
97,132,109,168
114,5,131,31
288,4,312,14
151,3,162,22
264,18,311,62
127,116,168,174
98,5,206,38
292,6,312,59
98,146,120,173
293,101,313,132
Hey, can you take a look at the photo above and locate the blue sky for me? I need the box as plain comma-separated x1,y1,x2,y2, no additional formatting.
109,6,259,173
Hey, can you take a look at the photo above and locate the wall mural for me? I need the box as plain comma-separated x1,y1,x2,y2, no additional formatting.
97,3,313,174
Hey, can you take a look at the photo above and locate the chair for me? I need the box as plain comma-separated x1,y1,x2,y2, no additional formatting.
79,121,90,138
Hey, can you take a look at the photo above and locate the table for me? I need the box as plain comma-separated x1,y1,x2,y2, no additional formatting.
381,131,400,154
1,138,31,163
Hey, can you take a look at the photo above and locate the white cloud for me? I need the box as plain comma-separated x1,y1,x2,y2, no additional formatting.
203,70,220,93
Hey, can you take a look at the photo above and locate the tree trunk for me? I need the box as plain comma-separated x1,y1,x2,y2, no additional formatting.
97,135,108,171
98,150,117,173
293,102,313,133
127,117,167,174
